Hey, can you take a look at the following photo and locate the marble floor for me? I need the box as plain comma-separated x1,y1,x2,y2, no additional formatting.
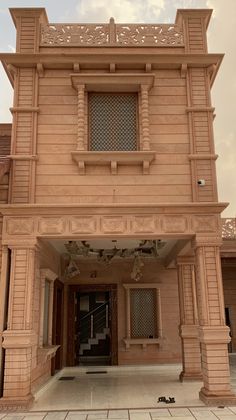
2,358,236,419
31,364,204,411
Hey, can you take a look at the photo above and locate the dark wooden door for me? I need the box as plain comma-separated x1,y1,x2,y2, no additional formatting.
51,279,64,375
67,284,118,366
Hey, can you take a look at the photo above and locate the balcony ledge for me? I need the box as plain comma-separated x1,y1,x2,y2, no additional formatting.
71,150,156,175
123,338,161,350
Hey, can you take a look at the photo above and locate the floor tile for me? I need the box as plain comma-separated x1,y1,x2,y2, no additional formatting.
87,412,109,419
22,416,46,420
189,410,218,419
150,410,171,418
168,408,191,416
214,417,236,420
108,410,129,418
66,414,87,420
212,407,236,415
43,413,68,420
4,416,25,420
152,417,194,420
130,413,151,420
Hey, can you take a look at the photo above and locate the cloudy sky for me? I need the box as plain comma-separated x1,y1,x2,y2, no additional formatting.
0,0,235,216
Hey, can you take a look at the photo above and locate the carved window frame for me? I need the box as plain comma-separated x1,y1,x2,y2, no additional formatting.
70,73,156,174
123,283,162,350
39,268,57,348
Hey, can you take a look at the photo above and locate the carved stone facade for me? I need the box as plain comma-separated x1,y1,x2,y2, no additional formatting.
0,6,234,410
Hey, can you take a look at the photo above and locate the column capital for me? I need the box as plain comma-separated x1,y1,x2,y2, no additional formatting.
176,256,195,266
192,235,222,249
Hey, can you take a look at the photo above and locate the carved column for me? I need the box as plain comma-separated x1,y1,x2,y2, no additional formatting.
0,244,38,409
194,237,236,405
77,84,86,151
177,257,202,381
140,85,150,151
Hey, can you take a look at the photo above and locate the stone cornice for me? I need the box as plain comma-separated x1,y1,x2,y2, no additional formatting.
0,202,228,216
0,52,224,68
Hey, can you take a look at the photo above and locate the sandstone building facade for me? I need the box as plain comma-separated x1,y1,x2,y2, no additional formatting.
0,7,235,409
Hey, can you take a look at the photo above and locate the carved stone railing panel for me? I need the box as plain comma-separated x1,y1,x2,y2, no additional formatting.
40,22,184,47
116,24,183,46
222,218,236,239
41,24,109,46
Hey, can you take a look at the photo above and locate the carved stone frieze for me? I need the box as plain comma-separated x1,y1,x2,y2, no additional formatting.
2,210,226,240
38,217,65,235
132,216,156,233
6,218,34,235
162,216,187,233
70,217,97,234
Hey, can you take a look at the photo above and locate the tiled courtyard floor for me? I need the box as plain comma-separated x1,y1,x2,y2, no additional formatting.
2,407,236,420
2,357,236,419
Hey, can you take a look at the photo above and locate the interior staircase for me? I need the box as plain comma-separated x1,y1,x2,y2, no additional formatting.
79,327,110,355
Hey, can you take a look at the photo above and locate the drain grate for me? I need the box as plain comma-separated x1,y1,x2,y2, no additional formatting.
59,376,75,381
86,371,107,374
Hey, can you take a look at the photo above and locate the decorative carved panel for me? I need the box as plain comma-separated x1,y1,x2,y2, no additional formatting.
6,218,34,235
222,218,236,239
41,24,109,46
101,217,127,234
192,215,218,233
70,217,97,234
40,23,183,47
116,24,183,46
163,216,187,233
132,216,156,233
38,218,65,235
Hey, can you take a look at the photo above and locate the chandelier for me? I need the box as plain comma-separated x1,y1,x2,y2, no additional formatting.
64,240,166,281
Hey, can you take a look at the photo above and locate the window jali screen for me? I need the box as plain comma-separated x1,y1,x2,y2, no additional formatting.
130,288,157,339
89,93,138,151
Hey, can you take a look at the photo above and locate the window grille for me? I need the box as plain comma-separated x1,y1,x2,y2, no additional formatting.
130,288,157,338
89,93,137,151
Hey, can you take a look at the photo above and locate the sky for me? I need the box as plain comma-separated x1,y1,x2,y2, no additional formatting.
0,0,235,217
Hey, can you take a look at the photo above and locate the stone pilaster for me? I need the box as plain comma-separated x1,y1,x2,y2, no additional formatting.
194,238,236,405
177,257,202,381
0,244,38,409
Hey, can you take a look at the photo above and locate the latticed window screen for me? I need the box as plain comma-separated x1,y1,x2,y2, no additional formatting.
130,288,157,338
89,93,137,151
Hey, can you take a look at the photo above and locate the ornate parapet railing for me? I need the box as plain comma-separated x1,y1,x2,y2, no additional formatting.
222,218,236,239
40,19,184,47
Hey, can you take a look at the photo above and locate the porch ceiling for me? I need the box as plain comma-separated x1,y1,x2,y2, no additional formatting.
47,237,189,262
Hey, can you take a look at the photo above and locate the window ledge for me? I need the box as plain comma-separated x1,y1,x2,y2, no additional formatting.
71,151,156,175
38,345,60,363
123,338,161,350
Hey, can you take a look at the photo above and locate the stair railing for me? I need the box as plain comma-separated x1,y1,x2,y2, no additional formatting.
80,300,110,342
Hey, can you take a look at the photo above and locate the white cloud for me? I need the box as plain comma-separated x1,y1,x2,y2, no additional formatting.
0,64,13,123
76,0,165,22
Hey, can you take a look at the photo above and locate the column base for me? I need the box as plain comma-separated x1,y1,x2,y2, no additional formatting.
179,371,203,382
0,394,34,411
199,387,236,406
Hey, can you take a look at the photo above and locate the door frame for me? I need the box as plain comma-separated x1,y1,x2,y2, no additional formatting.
51,279,64,375
67,284,118,366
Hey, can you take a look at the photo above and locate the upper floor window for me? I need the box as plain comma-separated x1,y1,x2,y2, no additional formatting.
89,93,138,151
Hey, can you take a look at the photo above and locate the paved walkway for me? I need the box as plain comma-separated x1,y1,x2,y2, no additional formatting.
2,407,236,419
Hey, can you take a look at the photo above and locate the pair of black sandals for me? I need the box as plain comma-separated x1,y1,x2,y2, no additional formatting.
158,396,175,404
